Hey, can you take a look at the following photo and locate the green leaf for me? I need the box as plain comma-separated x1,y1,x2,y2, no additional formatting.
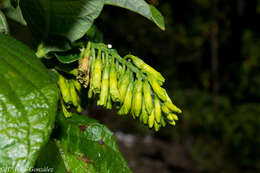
149,5,165,31
0,11,9,34
36,140,96,173
4,6,27,25
36,112,132,173
36,40,71,58
20,0,105,42
55,53,79,64
2,0,26,25
0,34,59,172
104,0,165,30
34,140,67,173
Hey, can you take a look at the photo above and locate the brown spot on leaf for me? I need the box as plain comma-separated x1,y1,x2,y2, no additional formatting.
98,139,104,145
79,124,88,132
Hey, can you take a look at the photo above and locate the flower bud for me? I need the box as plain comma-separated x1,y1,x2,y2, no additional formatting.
91,49,102,94
140,100,148,125
172,113,178,120
161,104,170,115
163,89,182,114
61,101,72,118
109,62,121,102
77,105,82,113
167,113,178,121
168,120,176,126
165,102,182,114
88,48,96,98
58,75,71,104
72,80,81,92
148,75,167,101
131,79,143,117
118,69,131,103
161,117,166,127
118,82,133,115
167,114,174,121
127,55,165,84
154,121,161,132
97,54,109,106
148,109,155,128
106,94,112,110
154,96,161,123
69,80,79,107
143,80,153,114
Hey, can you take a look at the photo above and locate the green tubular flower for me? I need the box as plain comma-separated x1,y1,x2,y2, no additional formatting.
154,96,161,123
161,104,170,115
139,107,144,122
143,80,153,114
154,121,161,132
167,113,178,121
163,89,182,114
118,68,131,103
106,94,112,110
58,75,72,104
69,80,79,107
165,102,182,114
161,116,166,127
88,48,96,98
77,105,82,113
90,48,96,75
140,100,148,125
148,75,167,101
72,80,81,92
126,55,165,84
171,113,178,120
109,58,121,102
116,61,125,79
148,109,155,128
118,82,133,115
131,79,143,117
88,85,94,98
97,53,109,106
168,120,176,126
166,114,174,121
61,101,72,118
143,113,149,125
91,49,102,94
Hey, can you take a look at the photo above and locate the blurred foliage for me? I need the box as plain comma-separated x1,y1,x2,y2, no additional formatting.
96,0,260,172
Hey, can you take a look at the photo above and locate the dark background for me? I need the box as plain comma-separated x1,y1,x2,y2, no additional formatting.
90,0,260,173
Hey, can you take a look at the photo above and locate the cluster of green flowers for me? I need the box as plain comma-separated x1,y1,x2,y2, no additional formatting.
76,42,182,131
58,74,82,118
